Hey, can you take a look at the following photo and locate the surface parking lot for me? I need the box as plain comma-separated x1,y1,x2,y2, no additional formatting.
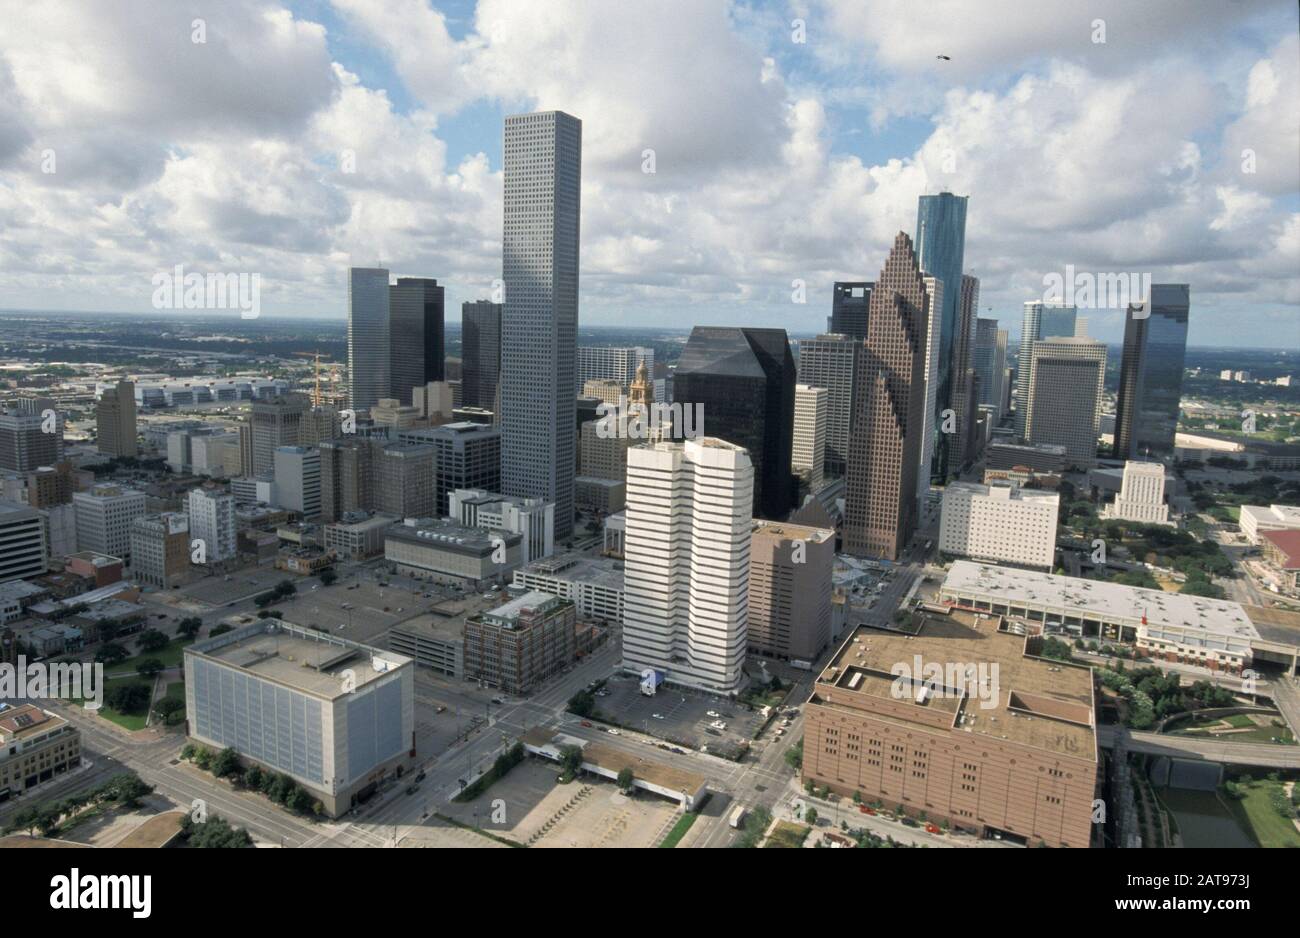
592,671,765,756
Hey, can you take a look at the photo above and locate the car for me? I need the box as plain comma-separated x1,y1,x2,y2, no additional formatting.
414,771,426,783
706,710,720,718
900,818,919,828
651,713,664,720
774,728,784,736
435,705,447,714
405,784,419,795
491,697,503,705
607,728,620,736
580,720,593,727
925,823,941,834
858,805,876,815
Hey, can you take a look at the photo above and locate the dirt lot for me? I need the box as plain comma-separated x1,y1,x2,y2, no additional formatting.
443,759,681,848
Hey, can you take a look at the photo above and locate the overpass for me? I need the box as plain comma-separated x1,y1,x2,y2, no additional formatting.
1096,724,1300,769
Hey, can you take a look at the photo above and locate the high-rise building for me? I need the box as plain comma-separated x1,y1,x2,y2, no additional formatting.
938,481,1060,569
0,502,47,583
1101,460,1172,526
914,191,968,479
461,300,502,411
948,274,980,472
1015,301,1078,436
96,381,137,459
72,485,146,560
917,275,944,516
186,487,236,564
347,267,392,413
129,512,190,589
796,333,862,478
273,446,322,520
792,384,827,491
575,346,654,395
748,521,834,662
0,411,62,473
623,438,753,695
672,326,796,520
973,318,1006,423
1025,337,1107,470
374,442,436,519
844,232,932,561
1113,284,1190,462
398,423,502,518
250,393,309,475
500,110,582,540
828,282,871,339
319,438,375,523
390,277,445,403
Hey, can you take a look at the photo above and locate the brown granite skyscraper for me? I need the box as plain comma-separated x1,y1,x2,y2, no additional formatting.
843,232,932,560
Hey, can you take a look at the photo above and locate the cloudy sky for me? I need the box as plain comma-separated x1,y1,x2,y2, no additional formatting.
0,0,1296,347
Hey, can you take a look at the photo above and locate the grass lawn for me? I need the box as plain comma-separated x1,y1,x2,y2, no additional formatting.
104,637,192,676
92,675,156,731
1225,780,1300,848
763,821,811,848
659,812,698,848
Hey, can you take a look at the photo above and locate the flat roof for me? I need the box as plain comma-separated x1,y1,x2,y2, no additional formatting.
388,593,505,641
386,519,518,554
1242,605,1300,649
483,590,564,623
0,704,68,743
941,560,1258,641
753,520,835,542
523,728,707,796
188,621,409,700
811,613,1096,759
516,551,624,590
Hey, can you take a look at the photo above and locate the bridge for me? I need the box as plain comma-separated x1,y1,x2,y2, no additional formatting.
1096,724,1300,769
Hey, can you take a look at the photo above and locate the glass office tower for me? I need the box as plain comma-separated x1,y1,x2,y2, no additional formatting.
1113,283,1190,462
914,192,968,479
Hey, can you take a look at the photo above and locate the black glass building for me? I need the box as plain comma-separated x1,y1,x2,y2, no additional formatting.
462,299,502,411
672,326,796,520
389,277,445,403
1113,283,1190,462
829,282,872,339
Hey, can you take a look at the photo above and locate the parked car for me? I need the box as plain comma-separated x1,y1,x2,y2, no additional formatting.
580,720,593,727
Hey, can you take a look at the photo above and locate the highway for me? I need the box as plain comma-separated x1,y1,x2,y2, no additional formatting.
1096,724,1300,768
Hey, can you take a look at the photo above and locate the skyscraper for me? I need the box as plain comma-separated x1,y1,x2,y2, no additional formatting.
250,393,309,475
844,232,932,560
96,381,137,459
948,274,980,472
187,487,236,564
792,384,827,492
973,317,1006,422
389,277,445,403
1025,337,1107,470
461,300,502,412
796,333,862,478
623,438,753,695
348,267,391,414
914,191,968,479
1015,301,1077,436
500,111,582,540
829,282,872,338
1113,284,1190,462
575,346,655,394
672,326,797,520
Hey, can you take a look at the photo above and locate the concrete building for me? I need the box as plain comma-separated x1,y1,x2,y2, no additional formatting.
0,502,48,583
801,610,1097,848
1024,337,1107,469
512,551,624,624
574,476,625,515
189,431,243,478
575,346,654,395
1016,302,1078,436
578,418,630,481
385,519,521,588
250,393,309,476
1239,504,1300,544
463,590,578,695
399,423,501,518
0,705,81,803
72,485,146,560
0,410,62,473
186,487,236,565
273,445,321,520
370,398,424,431
461,300,502,411
1259,530,1300,591
796,333,862,479
938,482,1060,570
130,512,190,589
844,233,932,561
448,489,554,564
792,384,827,492
1100,460,1172,526
748,521,834,661
581,379,624,406
184,619,414,818
623,438,753,695
373,442,435,520
95,380,137,458
985,441,1067,475
323,512,393,560
500,110,582,540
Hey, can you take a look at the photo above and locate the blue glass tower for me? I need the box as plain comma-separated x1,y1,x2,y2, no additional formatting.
914,192,968,480
1113,284,1190,462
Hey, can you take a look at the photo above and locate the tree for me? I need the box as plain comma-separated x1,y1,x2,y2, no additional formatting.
184,815,254,848
153,696,185,725
177,617,203,639
209,624,233,637
617,767,635,792
559,745,584,776
805,807,819,826
211,747,241,779
105,683,151,714
137,657,165,678
318,568,338,587
244,765,265,791
136,628,169,652
95,642,129,665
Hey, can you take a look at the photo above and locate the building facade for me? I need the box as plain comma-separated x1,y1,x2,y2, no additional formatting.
347,267,392,413
938,482,1060,569
796,333,862,479
748,521,834,661
1024,337,1107,470
130,512,190,589
461,299,502,412
1113,284,1190,462
72,485,146,560
95,380,138,458
187,487,236,564
1100,461,1172,526
1015,302,1078,436
389,277,445,403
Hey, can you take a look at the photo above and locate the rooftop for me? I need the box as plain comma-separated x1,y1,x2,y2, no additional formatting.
0,704,68,743
386,518,519,555
810,612,1096,759
941,560,1258,641
516,551,624,591
1261,529,1300,568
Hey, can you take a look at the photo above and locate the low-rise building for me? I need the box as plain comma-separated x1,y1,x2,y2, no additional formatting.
1260,529,1300,592
938,483,1059,570
0,704,82,803
129,513,189,589
447,489,554,564
1239,504,1300,544
512,552,624,624
385,519,520,587
323,512,395,561
64,551,124,588
1100,461,1173,526
463,591,579,695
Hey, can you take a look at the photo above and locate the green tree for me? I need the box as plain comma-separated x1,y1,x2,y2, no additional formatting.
95,642,129,665
136,628,169,652
211,747,241,779
137,657,165,678
617,767,635,792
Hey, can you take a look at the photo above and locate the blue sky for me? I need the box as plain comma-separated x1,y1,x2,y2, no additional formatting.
0,0,1296,348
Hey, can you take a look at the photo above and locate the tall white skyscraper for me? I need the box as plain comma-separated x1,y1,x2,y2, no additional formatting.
186,487,236,564
500,111,582,540
623,438,753,695
918,275,943,517
792,384,827,491
348,267,391,414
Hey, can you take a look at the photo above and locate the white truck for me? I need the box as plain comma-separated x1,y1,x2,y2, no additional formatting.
729,804,748,829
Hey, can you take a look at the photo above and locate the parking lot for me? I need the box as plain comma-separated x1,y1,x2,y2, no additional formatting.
590,671,767,758
179,563,293,607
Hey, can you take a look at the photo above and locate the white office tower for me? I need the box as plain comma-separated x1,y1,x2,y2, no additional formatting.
1102,460,1172,526
500,111,582,540
72,485,146,560
917,275,943,513
186,487,236,564
792,384,827,491
623,438,753,696
273,445,322,520
938,482,1060,570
